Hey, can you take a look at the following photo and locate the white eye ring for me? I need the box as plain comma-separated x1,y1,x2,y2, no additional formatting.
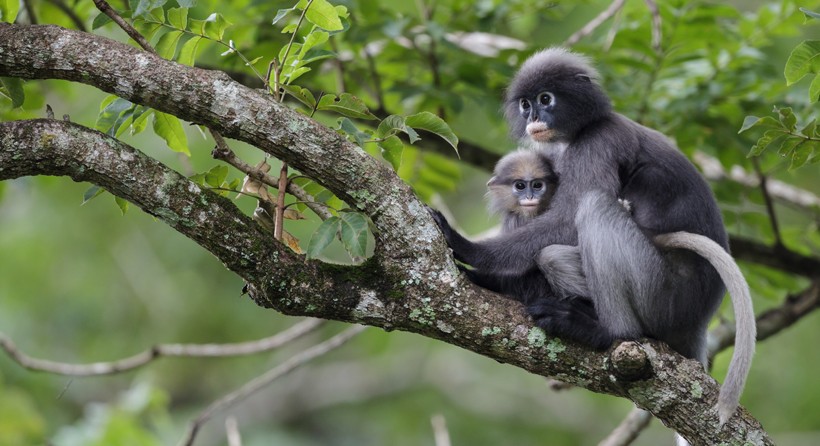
519,98,530,113
537,92,554,106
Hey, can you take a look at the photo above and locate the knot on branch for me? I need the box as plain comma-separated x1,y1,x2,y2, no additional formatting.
610,341,652,381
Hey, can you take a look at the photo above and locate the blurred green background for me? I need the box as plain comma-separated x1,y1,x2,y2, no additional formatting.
1,0,819,445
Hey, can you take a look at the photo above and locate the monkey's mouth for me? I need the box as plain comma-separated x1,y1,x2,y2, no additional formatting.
526,122,555,142
519,198,540,210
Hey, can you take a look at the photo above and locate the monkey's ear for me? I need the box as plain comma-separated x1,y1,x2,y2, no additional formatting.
487,176,498,186
575,74,592,82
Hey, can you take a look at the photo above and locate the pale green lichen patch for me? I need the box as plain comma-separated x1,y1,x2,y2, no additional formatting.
409,304,436,326
546,338,566,361
348,189,377,209
481,327,502,337
690,381,703,398
527,327,547,348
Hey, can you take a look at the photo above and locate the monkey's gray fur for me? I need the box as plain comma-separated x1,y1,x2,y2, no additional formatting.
429,48,756,427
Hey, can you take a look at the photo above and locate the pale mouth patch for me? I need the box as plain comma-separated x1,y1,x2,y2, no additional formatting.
519,199,540,207
526,122,554,142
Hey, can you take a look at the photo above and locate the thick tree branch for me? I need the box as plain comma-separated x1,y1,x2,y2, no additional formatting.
0,24,775,445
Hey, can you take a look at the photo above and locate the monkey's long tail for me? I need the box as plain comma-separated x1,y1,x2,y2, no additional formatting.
653,231,756,426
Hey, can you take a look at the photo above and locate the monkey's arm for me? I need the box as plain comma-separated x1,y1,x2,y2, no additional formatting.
429,207,579,275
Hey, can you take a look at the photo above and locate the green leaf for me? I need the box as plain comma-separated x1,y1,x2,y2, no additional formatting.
203,13,232,40
748,129,786,157
306,216,340,259
0,0,20,23
799,119,817,138
788,140,813,170
317,93,378,120
156,30,183,59
339,212,369,258
82,186,105,205
299,30,329,60
375,115,419,143
177,36,203,66
284,66,311,84
800,7,820,21
776,107,797,132
378,135,404,171
115,196,130,215
167,7,188,30
153,112,190,155
176,0,196,7
810,73,820,103
0,77,24,108
738,115,783,133
301,48,335,64
337,118,371,147
114,105,148,138
133,0,167,19
784,40,820,85
304,0,343,31
204,165,229,188
96,97,133,136
91,12,113,29
272,8,293,25
405,112,459,152
129,108,153,136
280,84,317,108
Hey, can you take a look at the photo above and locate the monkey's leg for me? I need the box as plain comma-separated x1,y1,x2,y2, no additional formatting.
526,296,611,349
574,190,667,339
536,244,590,298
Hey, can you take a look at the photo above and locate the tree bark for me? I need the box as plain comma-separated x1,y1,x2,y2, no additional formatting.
0,23,775,445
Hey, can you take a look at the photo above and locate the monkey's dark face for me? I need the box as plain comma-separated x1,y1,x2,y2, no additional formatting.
518,91,558,142
504,49,611,144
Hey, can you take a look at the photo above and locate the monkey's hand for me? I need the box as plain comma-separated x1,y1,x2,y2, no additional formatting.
426,207,473,264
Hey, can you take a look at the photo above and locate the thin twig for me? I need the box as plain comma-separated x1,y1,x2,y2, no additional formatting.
693,151,820,211
274,162,289,241
751,157,783,248
22,0,37,24
643,0,662,53
226,416,242,446
180,325,367,446
364,47,386,111
275,0,315,101
0,319,325,376
598,408,652,446
45,0,87,32
564,0,628,46
92,0,157,54
709,280,820,355
210,131,333,220
431,414,452,446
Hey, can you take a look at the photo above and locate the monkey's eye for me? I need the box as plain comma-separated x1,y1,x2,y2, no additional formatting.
519,98,530,112
514,181,527,191
532,181,544,190
537,92,554,106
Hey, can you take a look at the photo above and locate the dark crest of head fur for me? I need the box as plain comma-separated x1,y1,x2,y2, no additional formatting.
504,48,612,141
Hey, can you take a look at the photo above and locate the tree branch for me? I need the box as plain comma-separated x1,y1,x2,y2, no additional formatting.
0,24,776,445
181,325,368,446
0,318,324,376
564,0,627,46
